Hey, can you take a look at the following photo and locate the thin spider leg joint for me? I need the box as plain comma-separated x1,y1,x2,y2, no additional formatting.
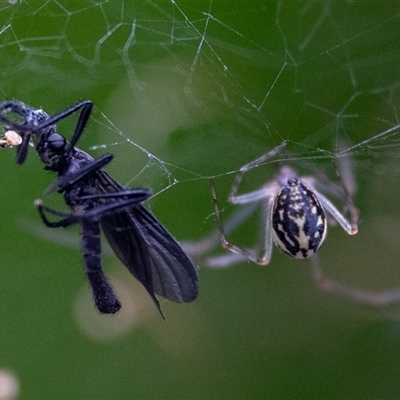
229,141,288,203
210,179,272,266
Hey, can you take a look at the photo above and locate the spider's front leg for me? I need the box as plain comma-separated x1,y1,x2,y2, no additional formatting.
210,179,275,266
228,141,287,204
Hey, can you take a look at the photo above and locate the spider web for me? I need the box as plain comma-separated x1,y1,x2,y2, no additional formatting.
1,1,399,187
2,0,400,304
1,0,400,398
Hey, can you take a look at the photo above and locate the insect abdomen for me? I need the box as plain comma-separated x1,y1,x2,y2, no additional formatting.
272,178,327,259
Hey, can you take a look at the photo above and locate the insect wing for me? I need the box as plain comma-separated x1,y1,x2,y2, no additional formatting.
132,206,199,302
100,206,198,304
100,208,160,310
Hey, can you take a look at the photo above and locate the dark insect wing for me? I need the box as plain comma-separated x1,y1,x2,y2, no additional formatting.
100,207,161,313
133,206,199,302
100,205,199,306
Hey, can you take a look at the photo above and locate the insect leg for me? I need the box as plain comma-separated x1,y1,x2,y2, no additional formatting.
36,200,77,228
55,154,114,192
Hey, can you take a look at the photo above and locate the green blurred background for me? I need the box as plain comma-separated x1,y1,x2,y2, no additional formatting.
1,1,400,399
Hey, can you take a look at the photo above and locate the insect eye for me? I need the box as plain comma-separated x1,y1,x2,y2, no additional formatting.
47,133,66,153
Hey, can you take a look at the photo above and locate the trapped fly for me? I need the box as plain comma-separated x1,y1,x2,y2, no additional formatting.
0,100,199,316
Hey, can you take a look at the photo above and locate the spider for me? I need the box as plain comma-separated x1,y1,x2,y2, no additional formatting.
190,141,400,306
210,141,358,263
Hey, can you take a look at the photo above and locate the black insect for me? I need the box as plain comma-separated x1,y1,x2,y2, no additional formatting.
0,100,199,316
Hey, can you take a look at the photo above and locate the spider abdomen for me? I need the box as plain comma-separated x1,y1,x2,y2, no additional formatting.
272,178,327,259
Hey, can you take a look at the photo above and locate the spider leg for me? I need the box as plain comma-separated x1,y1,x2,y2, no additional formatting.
206,252,252,268
229,141,286,202
313,188,358,235
210,179,275,266
182,201,259,258
333,145,359,231
335,140,357,195
310,255,400,306
259,198,275,265
307,142,359,234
